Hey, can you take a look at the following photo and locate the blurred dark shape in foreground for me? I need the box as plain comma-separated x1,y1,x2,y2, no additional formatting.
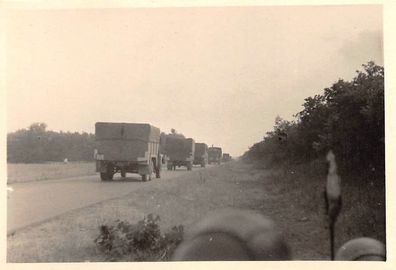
171,209,385,261
172,209,291,261
335,237,386,261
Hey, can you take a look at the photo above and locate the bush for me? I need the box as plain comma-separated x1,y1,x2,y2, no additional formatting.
94,214,183,261
243,61,384,177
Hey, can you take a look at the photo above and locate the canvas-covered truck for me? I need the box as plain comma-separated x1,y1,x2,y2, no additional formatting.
94,122,162,182
222,153,231,162
193,143,208,167
208,146,222,165
165,136,195,170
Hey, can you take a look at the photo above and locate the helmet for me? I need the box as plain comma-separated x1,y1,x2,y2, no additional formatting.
335,237,386,261
172,208,291,260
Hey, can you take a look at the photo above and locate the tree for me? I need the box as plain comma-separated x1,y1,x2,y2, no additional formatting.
7,123,96,163
243,62,384,175
168,129,185,139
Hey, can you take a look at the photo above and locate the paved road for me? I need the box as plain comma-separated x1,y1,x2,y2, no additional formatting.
7,167,208,234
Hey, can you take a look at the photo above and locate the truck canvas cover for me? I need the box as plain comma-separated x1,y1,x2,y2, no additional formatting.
208,147,222,160
194,143,208,158
95,122,160,161
165,136,195,161
208,147,222,155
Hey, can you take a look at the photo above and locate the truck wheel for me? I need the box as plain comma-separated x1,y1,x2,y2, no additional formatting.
100,172,113,181
100,172,109,181
101,165,114,181
107,166,114,180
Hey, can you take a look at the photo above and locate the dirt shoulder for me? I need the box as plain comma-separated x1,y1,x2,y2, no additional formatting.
8,161,334,262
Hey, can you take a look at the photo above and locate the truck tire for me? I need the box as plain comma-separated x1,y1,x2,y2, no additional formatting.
149,162,154,181
100,172,114,181
154,159,161,178
101,165,114,181
100,172,109,181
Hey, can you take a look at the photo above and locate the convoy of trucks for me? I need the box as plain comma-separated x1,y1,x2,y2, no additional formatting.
94,122,228,181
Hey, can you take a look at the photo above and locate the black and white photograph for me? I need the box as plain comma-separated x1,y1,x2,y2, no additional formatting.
2,0,394,266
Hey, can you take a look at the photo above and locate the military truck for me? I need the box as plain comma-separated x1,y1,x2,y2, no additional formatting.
193,143,208,167
165,136,195,170
208,146,222,165
222,153,231,162
95,122,162,181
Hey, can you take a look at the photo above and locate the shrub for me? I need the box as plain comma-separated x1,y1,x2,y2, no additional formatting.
94,214,183,261
243,62,384,177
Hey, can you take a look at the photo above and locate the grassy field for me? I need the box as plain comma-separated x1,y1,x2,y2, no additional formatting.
7,162,96,184
7,160,385,262
252,159,386,259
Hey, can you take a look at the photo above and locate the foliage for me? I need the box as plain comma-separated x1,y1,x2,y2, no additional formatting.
168,128,185,139
94,214,184,261
7,123,95,163
243,62,384,176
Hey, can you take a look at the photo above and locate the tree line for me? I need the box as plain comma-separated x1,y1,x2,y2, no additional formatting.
243,61,384,176
7,123,96,163
7,124,187,164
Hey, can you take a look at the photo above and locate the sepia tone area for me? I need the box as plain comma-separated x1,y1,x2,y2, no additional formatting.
5,5,385,262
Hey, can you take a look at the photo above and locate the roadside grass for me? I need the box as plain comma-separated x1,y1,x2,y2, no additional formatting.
250,159,330,259
7,162,96,184
253,159,386,260
336,172,386,246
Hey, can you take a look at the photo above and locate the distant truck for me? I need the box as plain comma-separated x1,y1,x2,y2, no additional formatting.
222,153,231,162
95,122,162,181
208,146,222,165
193,143,208,167
165,136,195,170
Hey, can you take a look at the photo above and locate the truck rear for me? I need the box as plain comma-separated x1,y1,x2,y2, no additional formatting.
222,153,231,162
194,143,208,167
208,146,222,165
165,136,195,170
95,122,161,181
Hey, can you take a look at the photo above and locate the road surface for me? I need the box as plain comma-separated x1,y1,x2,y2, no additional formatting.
7,167,208,234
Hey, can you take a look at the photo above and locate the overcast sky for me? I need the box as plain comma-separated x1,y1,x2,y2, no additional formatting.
5,5,383,156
